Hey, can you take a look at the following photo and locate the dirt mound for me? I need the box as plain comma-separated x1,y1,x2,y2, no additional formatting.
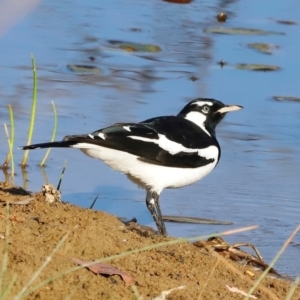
0,181,298,299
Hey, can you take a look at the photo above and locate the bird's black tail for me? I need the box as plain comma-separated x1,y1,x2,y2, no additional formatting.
20,140,77,150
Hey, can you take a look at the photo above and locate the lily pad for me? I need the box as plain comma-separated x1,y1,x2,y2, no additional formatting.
235,63,280,71
67,65,102,74
276,20,297,25
273,96,300,103
108,40,161,53
247,43,278,55
163,0,192,3
204,27,285,36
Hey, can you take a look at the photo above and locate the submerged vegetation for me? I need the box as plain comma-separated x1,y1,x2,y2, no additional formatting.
2,55,58,184
21,55,38,167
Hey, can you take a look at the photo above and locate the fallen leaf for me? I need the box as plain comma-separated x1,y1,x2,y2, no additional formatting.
204,27,284,36
273,96,300,103
108,40,161,53
67,65,102,74
247,43,278,55
276,19,297,25
152,286,186,300
71,257,135,286
226,285,257,299
163,0,192,3
235,63,280,71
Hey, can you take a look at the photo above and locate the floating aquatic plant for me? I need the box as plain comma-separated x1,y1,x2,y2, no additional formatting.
67,64,102,74
273,96,300,102
204,27,285,36
235,63,280,71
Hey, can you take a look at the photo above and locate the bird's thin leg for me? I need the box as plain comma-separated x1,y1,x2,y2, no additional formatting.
153,192,165,230
146,191,167,236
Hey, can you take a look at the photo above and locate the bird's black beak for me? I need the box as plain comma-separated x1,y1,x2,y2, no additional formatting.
215,105,243,114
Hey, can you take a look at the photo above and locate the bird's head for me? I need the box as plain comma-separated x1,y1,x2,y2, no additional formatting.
178,98,243,136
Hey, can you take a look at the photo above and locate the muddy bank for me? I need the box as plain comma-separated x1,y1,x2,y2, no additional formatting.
0,181,299,300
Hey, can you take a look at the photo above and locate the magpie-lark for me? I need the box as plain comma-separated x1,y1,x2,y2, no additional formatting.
21,98,242,236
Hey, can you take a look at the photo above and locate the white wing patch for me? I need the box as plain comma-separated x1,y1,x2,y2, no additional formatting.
123,126,131,132
88,134,94,139
128,134,218,159
98,132,106,140
184,111,211,137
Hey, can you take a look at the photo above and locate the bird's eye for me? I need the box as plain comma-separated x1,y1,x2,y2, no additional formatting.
202,105,210,114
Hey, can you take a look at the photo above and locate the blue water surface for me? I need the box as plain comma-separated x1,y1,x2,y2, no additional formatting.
0,0,299,277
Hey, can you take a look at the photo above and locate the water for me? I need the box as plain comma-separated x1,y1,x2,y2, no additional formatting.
1,0,300,276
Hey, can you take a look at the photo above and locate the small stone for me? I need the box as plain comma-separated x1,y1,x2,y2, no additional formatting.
41,184,61,203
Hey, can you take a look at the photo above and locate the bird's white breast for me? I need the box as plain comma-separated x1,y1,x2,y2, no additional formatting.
73,143,219,193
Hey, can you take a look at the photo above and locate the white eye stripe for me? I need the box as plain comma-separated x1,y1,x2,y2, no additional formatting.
193,101,213,107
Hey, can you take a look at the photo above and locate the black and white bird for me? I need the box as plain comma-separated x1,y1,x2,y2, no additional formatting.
21,98,242,236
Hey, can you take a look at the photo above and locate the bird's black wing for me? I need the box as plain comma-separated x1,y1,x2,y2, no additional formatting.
63,116,219,168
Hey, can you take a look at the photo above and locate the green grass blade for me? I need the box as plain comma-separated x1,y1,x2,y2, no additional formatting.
21,54,38,166
14,231,70,300
3,123,14,183
8,105,15,179
0,274,17,300
285,277,300,300
20,167,29,191
22,226,257,299
2,105,15,170
0,203,10,297
40,101,58,166
40,166,49,184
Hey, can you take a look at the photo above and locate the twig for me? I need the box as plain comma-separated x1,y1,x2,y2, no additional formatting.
230,242,264,261
57,160,67,191
244,224,300,300
89,195,99,209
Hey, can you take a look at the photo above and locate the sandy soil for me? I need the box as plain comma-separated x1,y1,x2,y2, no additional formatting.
0,181,299,300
